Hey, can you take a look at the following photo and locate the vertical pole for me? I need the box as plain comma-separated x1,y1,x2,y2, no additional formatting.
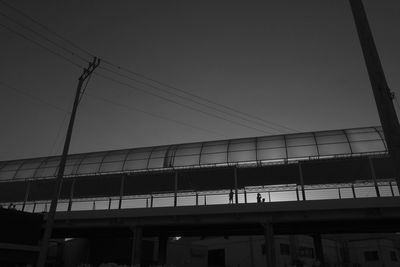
368,157,381,197
37,58,100,267
262,222,276,267
196,192,198,206
119,175,125,209
67,179,75,211
108,198,112,210
151,195,154,208
22,180,31,211
296,186,299,201
244,190,247,203
349,0,400,192
351,183,356,198
390,181,395,196
131,226,143,266
234,167,239,204
298,162,306,201
174,172,178,207
312,233,325,267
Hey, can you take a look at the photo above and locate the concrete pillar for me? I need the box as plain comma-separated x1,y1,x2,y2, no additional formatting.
312,233,325,267
158,234,168,265
131,226,143,266
262,223,276,267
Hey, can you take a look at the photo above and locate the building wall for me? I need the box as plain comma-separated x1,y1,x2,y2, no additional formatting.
348,239,399,267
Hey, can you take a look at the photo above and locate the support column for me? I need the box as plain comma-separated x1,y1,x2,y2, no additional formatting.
131,226,143,267
312,233,325,267
174,172,178,207
234,167,239,204
22,180,31,211
68,179,75,211
262,222,276,267
368,157,381,197
119,174,125,209
158,234,168,265
298,162,306,201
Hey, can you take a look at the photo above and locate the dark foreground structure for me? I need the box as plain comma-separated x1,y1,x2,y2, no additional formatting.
0,126,399,266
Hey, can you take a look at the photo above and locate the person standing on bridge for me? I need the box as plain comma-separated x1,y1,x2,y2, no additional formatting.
229,189,234,203
257,193,262,203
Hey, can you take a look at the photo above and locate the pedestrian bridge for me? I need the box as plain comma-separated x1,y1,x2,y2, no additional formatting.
0,126,398,218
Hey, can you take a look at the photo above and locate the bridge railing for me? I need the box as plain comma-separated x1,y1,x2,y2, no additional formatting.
2,180,398,213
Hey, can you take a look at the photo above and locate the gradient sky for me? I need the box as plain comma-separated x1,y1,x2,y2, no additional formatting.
1,0,399,161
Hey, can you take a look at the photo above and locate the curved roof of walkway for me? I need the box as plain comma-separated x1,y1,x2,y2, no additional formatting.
0,126,387,181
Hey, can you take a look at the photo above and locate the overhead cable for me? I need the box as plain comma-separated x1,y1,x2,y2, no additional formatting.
95,72,274,135
102,59,298,133
0,0,94,58
100,66,289,134
0,80,69,113
87,92,230,139
1,0,297,134
0,11,89,63
0,23,83,68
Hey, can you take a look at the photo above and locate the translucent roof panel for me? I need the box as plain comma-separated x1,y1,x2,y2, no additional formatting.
0,126,389,181
345,128,386,153
257,135,287,161
200,140,229,165
123,148,152,171
14,159,45,180
76,152,108,175
99,150,129,173
173,143,202,167
227,138,256,163
34,158,60,179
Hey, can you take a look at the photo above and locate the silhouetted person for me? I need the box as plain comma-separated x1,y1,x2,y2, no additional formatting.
257,193,262,203
262,198,265,202
229,189,234,203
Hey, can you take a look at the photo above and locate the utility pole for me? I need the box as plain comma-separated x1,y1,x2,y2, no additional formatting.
349,0,400,191
36,57,100,267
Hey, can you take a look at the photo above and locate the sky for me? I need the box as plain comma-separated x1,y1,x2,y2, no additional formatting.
0,0,400,161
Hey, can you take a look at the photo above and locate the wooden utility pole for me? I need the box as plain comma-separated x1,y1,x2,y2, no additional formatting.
349,0,400,191
36,57,100,267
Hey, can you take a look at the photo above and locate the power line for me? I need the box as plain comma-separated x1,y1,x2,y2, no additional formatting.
86,92,230,139
99,65,288,134
94,71,275,135
0,11,89,63
1,0,297,134
0,80,69,113
0,23,83,68
0,0,94,58
102,59,298,133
